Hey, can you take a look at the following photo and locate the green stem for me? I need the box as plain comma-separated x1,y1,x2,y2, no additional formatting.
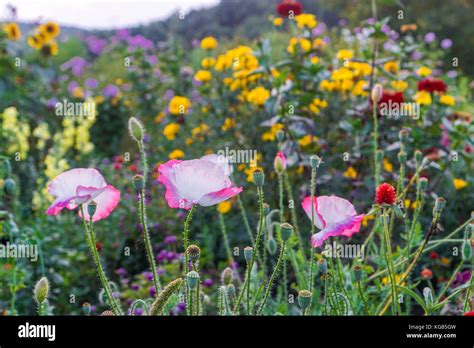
139,190,161,293
357,281,369,315
219,212,234,264
183,205,196,275
234,187,265,314
257,241,287,315
283,171,304,258
382,207,399,315
81,206,122,315
372,104,380,188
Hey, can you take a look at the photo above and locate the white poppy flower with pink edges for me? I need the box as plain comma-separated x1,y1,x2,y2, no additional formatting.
45,168,121,222
200,153,233,176
302,195,365,247
157,158,242,210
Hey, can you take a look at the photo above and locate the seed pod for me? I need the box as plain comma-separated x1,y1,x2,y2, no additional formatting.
280,223,293,242
310,155,321,169
87,201,97,217
398,151,407,164
318,258,328,274
186,271,200,289
186,245,201,262
132,174,145,191
82,302,92,316
297,290,312,310
252,170,265,188
244,246,253,263
399,129,409,142
276,130,285,142
353,265,363,282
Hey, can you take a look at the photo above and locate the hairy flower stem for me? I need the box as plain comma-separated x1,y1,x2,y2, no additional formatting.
277,174,288,309
307,167,317,292
37,302,46,316
372,105,380,188
237,194,255,245
139,190,161,293
234,187,265,314
357,281,369,315
245,261,251,314
382,207,399,315
81,207,122,315
257,241,287,315
218,212,234,264
183,205,196,275
283,172,304,258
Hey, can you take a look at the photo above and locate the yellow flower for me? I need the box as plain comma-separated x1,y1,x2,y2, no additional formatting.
2,22,21,40
39,21,60,39
417,66,432,77
413,91,432,105
362,214,375,228
262,123,284,142
163,123,180,141
343,166,357,180
352,80,368,96
217,201,232,214
309,98,328,114
201,36,218,50
222,118,236,131
244,166,264,183
42,41,58,56
273,17,283,26
440,95,455,106
336,49,353,60
383,61,399,74
383,158,393,173
331,67,354,81
168,96,191,115
27,34,43,50
391,80,408,92
194,70,212,82
298,134,317,147
201,57,216,69
310,56,320,65
246,86,270,106
295,14,317,29
312,38,325,49
453,178,468,190
287,37,311,54
72,87,84,99
154,112,166,124
169,149,185,159
382,274,406,287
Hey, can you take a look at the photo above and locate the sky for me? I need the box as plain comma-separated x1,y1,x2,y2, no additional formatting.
1,0,220,29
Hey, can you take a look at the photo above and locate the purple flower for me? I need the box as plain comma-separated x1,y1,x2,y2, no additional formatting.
115,267,127,277
143,271,154,282
60,57,89,77
86,36,107,55
338,18,348,27
447,70,457,78
312,22,326,36
146,55,158,65
176,302,186,315
127,35,153,50
130,284,140,291
115,28,130,41
365,17,376,25
424,32,436,43
411,51,423,61
149,286,156,297
164,235,177,244
67,81,80,95
85,78,98,89
133,308,143,316
441,38,452,49
452,270,471,288
203,279,213,288
101,84,120,98
164,89,175,100
46,97,58,109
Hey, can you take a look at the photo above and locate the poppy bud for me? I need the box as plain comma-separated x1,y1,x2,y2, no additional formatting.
34,277,49,304
274,152,286,174
434,197,446,214
371,84,383,103
267,238,277,255
221,267,233,285
280,222,293,242
414,150,423,163
419,177,428,191
128,117,144,143
399,129,409,142
244,246,253,262
398,151,407,164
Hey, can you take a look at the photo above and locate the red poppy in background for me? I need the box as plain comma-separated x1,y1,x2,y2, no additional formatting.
276,0,303,17
418,78,447,93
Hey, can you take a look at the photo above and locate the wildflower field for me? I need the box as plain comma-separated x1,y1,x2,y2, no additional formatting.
0,0,473,319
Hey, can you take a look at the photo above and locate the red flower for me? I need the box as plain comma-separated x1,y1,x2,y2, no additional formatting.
464,311,474,316
276,0,303,17
418,78,447,94
129,164,138,172
429,251,439,259
421,268,433,279
378,90,404,106
375,183,396,205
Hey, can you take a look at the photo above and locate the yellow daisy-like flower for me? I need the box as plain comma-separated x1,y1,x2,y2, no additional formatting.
169,149,185,159
201,36,218,50
310,56,320,65
383,61,399,74
343,166,357,180
413,91,432,105
439,95,455,106
336,49,353,60
382,274,406,287
273,17,283,26
295,14,317,29
168,96,191,115
163,123,180,141
287,37,311,54
261,123,284,142
217,201,232,214
27,34,43,50
309,98,328,114
453,178,468,190
194,70,212,83
298,134,317,147
246,86,270,106
417,66,432,77
2,22,21,41
222,118,236,131
391,80,408,92
39,21,60,39
383,158,393,173
201,57,216,69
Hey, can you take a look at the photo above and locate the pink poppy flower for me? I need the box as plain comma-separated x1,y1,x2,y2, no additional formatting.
301,195,365,247
157,158,242,210
200,153,233,176
45,168,121,222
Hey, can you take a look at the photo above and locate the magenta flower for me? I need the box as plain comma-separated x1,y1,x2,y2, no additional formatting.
302,196,365,247
157,159,242,210
45,168,120,222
